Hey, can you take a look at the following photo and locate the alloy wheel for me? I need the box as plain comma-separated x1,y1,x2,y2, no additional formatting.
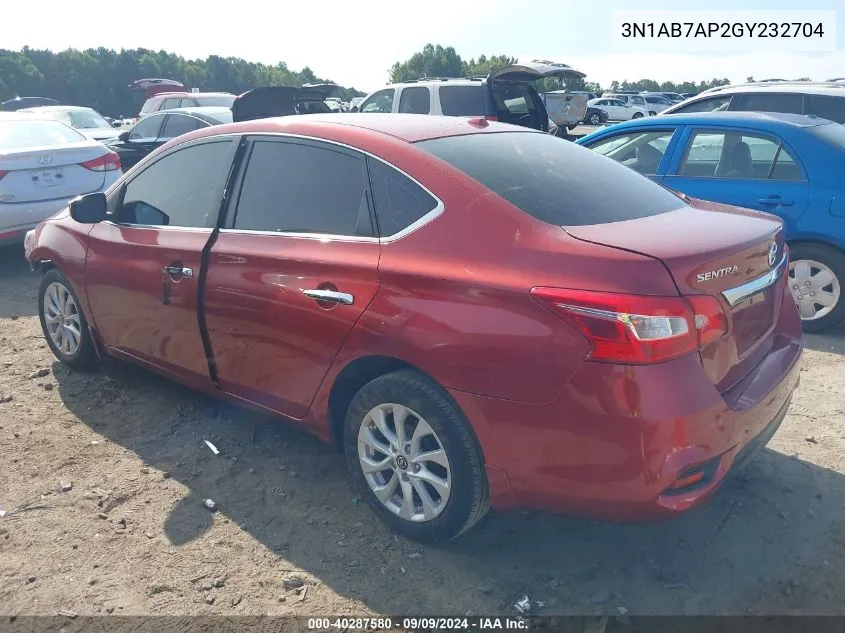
43,281,82,357
357,402,452,522
789,258,841,320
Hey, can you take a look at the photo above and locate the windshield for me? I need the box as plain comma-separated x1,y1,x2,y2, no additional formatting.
197,96,236,107
811,122,845,148
0,119,86,150
58,109,112,129
417,131,684,226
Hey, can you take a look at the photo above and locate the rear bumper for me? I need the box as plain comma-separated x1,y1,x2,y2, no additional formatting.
451,282,803,521
0,175,118,246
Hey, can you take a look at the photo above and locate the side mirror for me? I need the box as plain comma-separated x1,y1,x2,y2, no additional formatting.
112,121,122,128
118,131,129,142
69,193,108,224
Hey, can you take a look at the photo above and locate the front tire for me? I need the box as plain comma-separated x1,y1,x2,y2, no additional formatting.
344,370,490,542
38,269,97,368
588,112,602,125
788,243,845,333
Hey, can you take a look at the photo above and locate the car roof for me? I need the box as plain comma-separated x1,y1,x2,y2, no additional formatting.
168,106,232,115
181,112,530,144
697,83,845,97
602,111,832,130
18,105,95,112
150,92,234,99
387,78,486,88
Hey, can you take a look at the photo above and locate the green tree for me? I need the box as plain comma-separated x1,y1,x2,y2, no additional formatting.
389,44,463,82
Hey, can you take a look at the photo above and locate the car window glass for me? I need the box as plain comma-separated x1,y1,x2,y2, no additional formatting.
631,96,645,105
178,99,196,108
139,99,157,115
161,114,204,138
398,87,431,114
807,95,845,123
588,130,675,175
361,89,395,113
678,130,787,180
118,140,233,227
234,141,372,236
367,158,439,237
439,86,487,116
418,132,683,226
674,96,731,113
128,115,163,140
769,145,804,181
732,92,803,114
161,98,181,110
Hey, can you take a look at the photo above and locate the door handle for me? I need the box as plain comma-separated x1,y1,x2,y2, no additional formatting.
162,265,193,278
757,196,794,207
303,289,354,305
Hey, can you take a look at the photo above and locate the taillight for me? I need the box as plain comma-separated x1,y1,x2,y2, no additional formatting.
484,115,498,122
0,170,7,181
80,152,121,172
530,288,727,364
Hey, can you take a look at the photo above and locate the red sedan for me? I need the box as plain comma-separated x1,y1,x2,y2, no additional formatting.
24,113,802,541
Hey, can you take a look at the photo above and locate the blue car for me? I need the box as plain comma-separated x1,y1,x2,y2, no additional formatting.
576,111,845,333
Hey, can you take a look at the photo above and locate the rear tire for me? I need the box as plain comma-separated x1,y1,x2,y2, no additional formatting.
38,269,97,369
632,112,644,119
343,369,490,542
788,243,845,333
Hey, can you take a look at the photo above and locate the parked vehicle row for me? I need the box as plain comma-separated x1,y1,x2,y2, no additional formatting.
24,111,802,542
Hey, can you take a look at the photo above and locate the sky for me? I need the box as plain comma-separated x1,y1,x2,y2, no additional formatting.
4,0,843,92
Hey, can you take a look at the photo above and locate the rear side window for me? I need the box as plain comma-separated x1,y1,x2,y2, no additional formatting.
161,98,181,110
672,96,731,113
367,158,439,237
439,86,487,116
197,96,236,107
118,140,233,227
233,140,373,236
161,114,205,138
417,132,683,226
807,95,845,123
398,87,431,114
731,92,803,114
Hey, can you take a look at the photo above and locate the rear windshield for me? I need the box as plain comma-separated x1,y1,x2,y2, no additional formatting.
0,119,86,150
811,122,845,147
416,132,685,226
198,96,236,107
439,86,488,116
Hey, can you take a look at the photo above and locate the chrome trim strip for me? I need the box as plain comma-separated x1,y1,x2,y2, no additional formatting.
170,130,445,243
217,228,379,243
303,289,354,305
721,253,788,308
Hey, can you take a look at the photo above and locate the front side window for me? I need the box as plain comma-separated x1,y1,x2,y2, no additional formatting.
361,89,395,113
161,98,182,110
128,114,164,140
233,140,372,236
672,96,732,113
417,131,683,227
117,140,233,227
398,87,431,114
678,130,802,180
161,114,205,139
586,130,676,175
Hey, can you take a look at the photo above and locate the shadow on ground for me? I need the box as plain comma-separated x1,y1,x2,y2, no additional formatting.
0,245,37,319
51,358,845,617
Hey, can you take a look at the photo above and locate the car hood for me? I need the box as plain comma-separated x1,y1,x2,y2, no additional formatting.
488,60,586,83
231,84,339,122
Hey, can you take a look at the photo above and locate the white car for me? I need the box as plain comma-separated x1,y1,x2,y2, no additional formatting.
0,113,121,246
18,105,122,143
640,94,674,115
588,98,650,121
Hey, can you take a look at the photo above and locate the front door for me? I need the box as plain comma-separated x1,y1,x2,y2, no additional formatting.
85,138,237,387
111,113,166,170
203,137,381,419
663,127,811,232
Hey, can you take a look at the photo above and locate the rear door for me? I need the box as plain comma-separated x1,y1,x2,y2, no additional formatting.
662,126,811,231
203,136,381,419
85,138,237,387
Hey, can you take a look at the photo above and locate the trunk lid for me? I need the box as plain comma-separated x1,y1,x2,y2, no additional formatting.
231,84,339,122
0,142,108,203
563,199,787,390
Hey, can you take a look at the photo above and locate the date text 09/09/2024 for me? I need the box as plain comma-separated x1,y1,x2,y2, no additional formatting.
307,618,529,631
621,22,825,38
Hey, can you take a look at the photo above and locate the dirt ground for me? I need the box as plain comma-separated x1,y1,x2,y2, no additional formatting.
1,243,844,618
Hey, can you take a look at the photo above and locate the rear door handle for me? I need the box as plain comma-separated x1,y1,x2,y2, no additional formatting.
757,196,794,207
303,289,354,305
162,265,193,278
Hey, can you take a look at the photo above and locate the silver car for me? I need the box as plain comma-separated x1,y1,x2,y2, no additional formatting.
0,113,121,246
